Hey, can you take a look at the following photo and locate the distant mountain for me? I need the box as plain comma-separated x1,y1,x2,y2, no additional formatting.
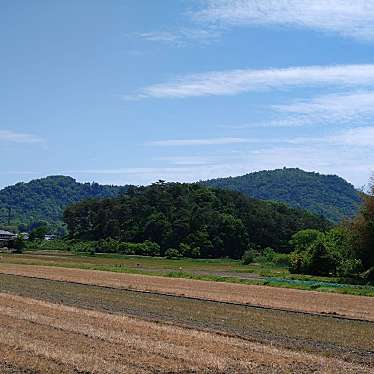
201,168,362,223
0,176,129,228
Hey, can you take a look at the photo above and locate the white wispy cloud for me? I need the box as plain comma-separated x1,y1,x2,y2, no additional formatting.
328,126,374,147
255,91,374,128
284,126,374,148
71,143,374,187
275,91,374,122
221,91,374,129
129,64,374,99
134,27,221,46
0,130,43,143
195,0,374,41
146,137,252,146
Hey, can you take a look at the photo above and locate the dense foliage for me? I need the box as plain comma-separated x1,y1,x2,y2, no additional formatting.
201,168,362,223
288,227,364,277
289,180,374,279
0,176,129,231
349,178,374,270
64,182,330,259
27,238,161,256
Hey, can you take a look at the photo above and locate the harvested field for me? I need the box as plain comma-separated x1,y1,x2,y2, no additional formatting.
0,273,373,367
0,292,371,374
1,263,373,321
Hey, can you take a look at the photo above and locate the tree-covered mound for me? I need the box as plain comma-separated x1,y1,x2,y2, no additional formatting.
201,168,362,223
64,182,331,259
0,176,129,228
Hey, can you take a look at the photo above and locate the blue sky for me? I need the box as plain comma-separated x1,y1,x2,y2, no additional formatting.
2,0,374,188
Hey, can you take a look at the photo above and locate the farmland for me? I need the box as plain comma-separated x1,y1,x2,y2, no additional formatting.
1,263,374,321
2,250,374,296
0,292,371,373
0,255,373,372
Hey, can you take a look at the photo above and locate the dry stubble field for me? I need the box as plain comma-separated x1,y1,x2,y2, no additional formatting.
0,293,371,374
0,263,373,373
0,263,373,320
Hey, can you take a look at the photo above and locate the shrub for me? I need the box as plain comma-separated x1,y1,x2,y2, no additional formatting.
289,251,307,274
306,240,336,276
271,253,289,266
241,250,255,265
143,241,161,256
337,258,364,277
263,247,275,262
179,243,200,258
9,234,26,253
165,248,182,259
289,229,323,252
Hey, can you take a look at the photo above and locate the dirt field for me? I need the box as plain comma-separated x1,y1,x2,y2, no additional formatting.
0,272,373,366
1,263,373,321
0,292,371,373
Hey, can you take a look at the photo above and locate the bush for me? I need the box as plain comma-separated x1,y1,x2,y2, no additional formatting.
241,250,256,265
165,248,182,259
29,226,49,241
179,243,200,258
337,258,364,277
290,229,323,252
289,239,336,276
142,241,161,256
9,234,26,253
289,251,307,274
271,253,289,266
306,240,336,276
263,247,275,262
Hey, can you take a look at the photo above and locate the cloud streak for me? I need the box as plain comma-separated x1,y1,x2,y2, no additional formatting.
146,137,251,146
134,27,221,46
196,0,374,41
0,130,43,144
261,91,374,128
130,64,374,99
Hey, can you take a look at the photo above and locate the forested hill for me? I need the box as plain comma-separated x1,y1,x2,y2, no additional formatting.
201,168,362,223
0,176,129,227
64,182,331,257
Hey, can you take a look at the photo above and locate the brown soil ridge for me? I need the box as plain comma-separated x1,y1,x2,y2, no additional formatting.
0,263,373,321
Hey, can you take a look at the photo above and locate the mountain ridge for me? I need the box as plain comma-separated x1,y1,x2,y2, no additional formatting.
0,175,130,229
201,168,362,223
0,168,362,230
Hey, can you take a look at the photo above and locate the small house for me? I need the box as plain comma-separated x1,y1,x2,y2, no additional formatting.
0,230,17,243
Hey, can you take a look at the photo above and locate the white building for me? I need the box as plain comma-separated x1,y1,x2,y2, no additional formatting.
0,230,17,242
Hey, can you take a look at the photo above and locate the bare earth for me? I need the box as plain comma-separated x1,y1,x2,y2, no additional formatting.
0,263,373,321
0,292,370,374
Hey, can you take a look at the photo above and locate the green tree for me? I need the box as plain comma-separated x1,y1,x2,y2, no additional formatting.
29,226,48,241
305,239,336,276
290,229,323,252
351,178,374,269
9,234,26,253
165,248,182,259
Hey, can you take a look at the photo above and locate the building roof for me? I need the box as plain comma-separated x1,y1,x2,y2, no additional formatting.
0,230,16,236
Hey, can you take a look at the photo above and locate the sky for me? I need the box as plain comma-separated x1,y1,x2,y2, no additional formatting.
1,0,374,189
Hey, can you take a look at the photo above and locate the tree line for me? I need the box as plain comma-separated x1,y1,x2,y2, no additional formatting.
63,181,330,259
287,178,374,280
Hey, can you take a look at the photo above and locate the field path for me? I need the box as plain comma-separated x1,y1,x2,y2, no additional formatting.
0,263,373,321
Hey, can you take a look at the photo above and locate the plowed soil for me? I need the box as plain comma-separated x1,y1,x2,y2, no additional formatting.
1,263,373,321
